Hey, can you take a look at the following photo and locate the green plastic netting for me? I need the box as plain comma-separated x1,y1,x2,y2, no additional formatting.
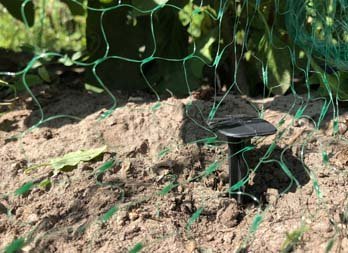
1,0,348,251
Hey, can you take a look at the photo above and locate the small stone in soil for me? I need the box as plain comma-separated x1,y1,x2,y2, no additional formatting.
43,129,53,139
11,159,27,175
341,238,348,250
223,232,235,244
28,213,39,224
185,240,197,253
266,188,278,205
120,160,132,178
116,210,128,226
129,211,139,221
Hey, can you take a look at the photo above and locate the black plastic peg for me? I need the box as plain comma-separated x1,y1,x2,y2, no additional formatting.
208,115,277,203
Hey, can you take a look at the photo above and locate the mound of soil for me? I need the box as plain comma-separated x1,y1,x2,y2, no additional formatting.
1,86,348,252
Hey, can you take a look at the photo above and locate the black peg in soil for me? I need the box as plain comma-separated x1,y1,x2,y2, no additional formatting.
208,115,277,203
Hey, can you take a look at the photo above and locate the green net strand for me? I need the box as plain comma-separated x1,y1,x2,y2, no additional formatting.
286,0,348,71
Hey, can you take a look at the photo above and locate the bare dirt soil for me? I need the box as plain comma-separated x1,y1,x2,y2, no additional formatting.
1,85,348,253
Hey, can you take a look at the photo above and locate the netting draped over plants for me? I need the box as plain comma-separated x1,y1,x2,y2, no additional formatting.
1,0,348,251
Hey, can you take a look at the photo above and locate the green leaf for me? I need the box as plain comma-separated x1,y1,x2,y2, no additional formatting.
38,67,51,83
85,1,197,96
257,34,291,95
15,181,34,196
129,242,143,253
198,35,216,62
0,0,35,27
50,145,107,171
132,0,169,12
313,180,323,199
281,225,308,253
99,0,113,4
100,206,118,223
58,55,74,67
5,237,25,253
38,178,52,190
84,83,104,94
311,60,348,100
279,162,299,187
202,136,217,145
179,3,205,38
179,3,216,39
186,207,203,230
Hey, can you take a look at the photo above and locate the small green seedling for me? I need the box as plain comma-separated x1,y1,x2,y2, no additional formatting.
281,225,309,253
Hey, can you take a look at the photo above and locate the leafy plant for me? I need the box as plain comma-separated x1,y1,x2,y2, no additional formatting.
2,0,348,97
23,146,108,194
50,145,107,171
0,0,86,51
0,0,35,27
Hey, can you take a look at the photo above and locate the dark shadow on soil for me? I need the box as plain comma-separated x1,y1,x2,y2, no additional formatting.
0,118,19,132
179,98,311,202
259,93,348,129
245,144,311,201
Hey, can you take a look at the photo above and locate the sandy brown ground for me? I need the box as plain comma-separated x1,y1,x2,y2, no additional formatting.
1,85,348,253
